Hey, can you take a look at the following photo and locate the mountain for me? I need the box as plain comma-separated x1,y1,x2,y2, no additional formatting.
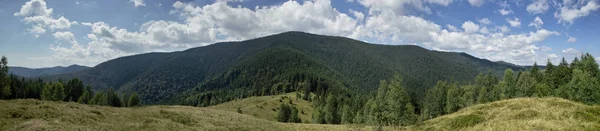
9,65,90,77
44,31,525,104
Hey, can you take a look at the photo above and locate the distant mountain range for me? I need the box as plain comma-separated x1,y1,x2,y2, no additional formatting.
9,65,90,77
42,32,526,104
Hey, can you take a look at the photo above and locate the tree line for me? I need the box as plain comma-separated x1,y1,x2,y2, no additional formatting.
421,53,600,119
0,56,141,107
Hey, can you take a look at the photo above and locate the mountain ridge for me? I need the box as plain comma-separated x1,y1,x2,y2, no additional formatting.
8,65,90,77
42,31,525,104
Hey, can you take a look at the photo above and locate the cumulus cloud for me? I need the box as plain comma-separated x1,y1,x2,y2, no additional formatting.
426,29,559,64
13,0,52,17
567,36,577,43
506,18,521,27
527,0,549,14
130,0,146,7
446,24,458,32
357,0,453,15
478,18,491,25
562,48,581,56
14,0,77,36
21,0,563,66
468,0,485,7
528,16,544,28
498,9,513,15
555,1,600,24
462,21,480,34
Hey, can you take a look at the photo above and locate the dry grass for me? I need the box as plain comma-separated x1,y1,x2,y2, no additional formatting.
0,99,365,131
412,97,600,131
2,97,598,130
208,93,314,123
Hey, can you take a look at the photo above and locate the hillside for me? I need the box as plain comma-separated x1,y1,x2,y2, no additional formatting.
413,97,600,130
9,65,90,77
207,93,314,123
44,31,524,104
0,99,356,131
1,97,598,130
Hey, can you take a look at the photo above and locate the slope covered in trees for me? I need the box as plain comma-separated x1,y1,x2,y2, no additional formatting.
42,31,524,104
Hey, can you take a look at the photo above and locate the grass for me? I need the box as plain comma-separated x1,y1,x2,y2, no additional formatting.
0,99,361,131
207,92,314,123
1,97,599,130
413,97,600,131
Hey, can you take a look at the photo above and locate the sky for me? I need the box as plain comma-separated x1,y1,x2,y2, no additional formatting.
1,0,599,68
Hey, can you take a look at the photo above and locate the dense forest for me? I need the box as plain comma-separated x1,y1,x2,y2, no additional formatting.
0,56,141,107
42,32,523,104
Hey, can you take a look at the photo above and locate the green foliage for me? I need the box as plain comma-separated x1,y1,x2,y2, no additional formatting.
277,104,291,122
51,82,65,101
128,92,141,107
363,74,416,126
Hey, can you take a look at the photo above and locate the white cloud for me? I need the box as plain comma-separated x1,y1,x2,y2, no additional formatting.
548,53,559,60
555,1,600,24
13,0,52,17
506,18,521,27
462,21,480,34
358,0,453,15
528,16,544,28
495,25,511,33
478,18,491,25
130,0,146,7
562,48,581,56
498,9,513,15
23,0,563,67
468,0,485,7
596,57,600,62
426,29,559,65
567,36,577,43
14,0,77,36
446,24,458,32
526,0,549,14
349,9,365,21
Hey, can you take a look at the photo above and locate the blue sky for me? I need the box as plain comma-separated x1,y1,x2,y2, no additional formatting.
1,0,599,68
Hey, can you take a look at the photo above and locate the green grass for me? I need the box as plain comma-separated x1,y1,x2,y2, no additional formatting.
413,97,600,130
2,97,599,130
207,92,313,123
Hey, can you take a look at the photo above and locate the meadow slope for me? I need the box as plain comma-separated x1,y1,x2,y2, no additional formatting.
1,97,598,130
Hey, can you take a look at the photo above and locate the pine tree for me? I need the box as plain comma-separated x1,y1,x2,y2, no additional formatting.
0,56,9,99
52,82,65,101
515,72,536,97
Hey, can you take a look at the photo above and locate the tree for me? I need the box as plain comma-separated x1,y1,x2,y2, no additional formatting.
41,83,53,100
567,69,600,105
52,82,65,101
515,72,536,97
290,106,301,123
500,69,516,99
0,56,9,99
445,82,461,114
277,103,291,122
324,93,339,124
128,92,141,107
532,83,552,97
65,78,84,102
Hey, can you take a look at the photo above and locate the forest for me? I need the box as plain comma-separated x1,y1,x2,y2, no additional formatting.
0,56,141,107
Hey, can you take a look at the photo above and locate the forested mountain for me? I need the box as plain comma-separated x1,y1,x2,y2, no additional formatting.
8,65,90,77
43,31,524,104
